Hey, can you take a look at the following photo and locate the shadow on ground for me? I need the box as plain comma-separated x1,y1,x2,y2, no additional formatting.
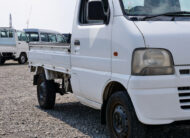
37,102,190,138
0,62,28,66
147,121,190,138
36,102,110,137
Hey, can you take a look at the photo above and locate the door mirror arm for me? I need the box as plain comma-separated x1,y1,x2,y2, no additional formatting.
104,10,110,25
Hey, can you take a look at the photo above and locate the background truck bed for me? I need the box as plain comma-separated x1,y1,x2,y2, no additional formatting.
0,38,16,53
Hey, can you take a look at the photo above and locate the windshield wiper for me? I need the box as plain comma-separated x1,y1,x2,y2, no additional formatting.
142,11,190,21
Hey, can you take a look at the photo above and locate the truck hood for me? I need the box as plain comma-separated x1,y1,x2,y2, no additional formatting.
134,21,190,65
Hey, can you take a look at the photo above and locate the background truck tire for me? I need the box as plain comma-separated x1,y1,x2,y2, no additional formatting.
106,91,147,138
37,74,56,109
18,53,27,64
0,57,5,65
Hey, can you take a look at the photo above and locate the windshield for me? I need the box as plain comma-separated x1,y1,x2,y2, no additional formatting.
121,0,190,16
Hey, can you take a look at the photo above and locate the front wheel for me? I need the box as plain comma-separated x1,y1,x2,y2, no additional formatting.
18,53,27,64
106,92,147,138
37,74,56,109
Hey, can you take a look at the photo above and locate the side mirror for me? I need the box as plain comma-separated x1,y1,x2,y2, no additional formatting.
87,0,106,22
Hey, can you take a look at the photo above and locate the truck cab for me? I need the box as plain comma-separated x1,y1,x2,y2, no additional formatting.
0,28,28,64
29,0,190,137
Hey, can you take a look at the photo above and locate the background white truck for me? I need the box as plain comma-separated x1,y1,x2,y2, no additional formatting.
0,27,28,64
24,29,68,43
29,0,190,137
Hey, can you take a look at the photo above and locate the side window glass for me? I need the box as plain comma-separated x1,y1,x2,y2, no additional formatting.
1,30,8,38
0,30,14,38
40,33,49,42
48,34,57,42
57,34,66,43
8,30,14,38
21,32,27,41
17,32,27,41
17,32,22,41
30,33,39,42
26,33,30,41
63,34,71,43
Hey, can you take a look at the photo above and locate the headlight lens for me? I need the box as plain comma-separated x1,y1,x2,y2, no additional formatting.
132,49,174,75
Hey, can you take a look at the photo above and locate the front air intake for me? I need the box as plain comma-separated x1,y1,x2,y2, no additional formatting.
180,69,190,75
178,87,190,110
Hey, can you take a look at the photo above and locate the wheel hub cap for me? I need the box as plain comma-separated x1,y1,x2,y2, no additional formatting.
21,56,26,63
39,82,46,102
113,105,128,135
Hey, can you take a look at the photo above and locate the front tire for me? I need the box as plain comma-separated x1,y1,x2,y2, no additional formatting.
37,74,56,109
18,53,27,64
106,92,146,138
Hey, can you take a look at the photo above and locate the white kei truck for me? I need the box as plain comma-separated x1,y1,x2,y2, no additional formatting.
0,27,28,65
29,0,190,137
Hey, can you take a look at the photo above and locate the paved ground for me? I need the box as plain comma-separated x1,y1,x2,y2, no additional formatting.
0,61,190,138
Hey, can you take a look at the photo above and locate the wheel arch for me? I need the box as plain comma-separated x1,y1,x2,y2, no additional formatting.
33,67,63,85
101,81,129,124
32,66,45,85
19,52,27,57
36,66,45,75
103,81,127,102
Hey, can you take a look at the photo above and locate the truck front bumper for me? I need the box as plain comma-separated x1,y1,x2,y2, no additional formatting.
128,66,190,125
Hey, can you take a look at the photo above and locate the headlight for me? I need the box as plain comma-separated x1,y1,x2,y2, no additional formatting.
132,48,174,76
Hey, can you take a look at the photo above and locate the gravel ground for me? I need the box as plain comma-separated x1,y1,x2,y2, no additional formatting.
0,61,190,138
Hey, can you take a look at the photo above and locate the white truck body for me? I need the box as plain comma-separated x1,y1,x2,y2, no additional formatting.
0,27,28,64
29,43,70,73
29,0,190,136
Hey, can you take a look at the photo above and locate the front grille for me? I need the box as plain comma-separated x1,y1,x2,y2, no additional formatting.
178,87,190,110
180,69,190,75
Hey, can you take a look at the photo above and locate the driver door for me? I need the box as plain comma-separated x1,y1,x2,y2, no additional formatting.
71,0,112,104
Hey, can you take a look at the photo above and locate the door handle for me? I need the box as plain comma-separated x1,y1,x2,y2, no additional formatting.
74,40,80,46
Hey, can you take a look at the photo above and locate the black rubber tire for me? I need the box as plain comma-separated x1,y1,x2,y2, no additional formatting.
0,58,5,65
106,91,147,138
18,53,27,64
37,74,56,109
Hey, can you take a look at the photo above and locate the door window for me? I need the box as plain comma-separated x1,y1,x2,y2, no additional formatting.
8,30,14,38
48,34,57,42
40,33,49,42
25,32,39,42
1,30,8,38
17,32,22,41
57,34,66,43
17,32,27,41
0,30,14,38
30,33,39,42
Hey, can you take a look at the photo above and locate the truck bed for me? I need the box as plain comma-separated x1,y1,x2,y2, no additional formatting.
0,38,16,53
29,42,71,74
